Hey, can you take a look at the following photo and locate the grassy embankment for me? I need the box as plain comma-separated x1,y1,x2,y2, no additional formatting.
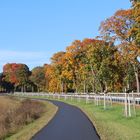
27,95,140,140
0,96,58,140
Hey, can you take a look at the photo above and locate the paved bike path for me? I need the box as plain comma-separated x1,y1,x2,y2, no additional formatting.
32,100,100,140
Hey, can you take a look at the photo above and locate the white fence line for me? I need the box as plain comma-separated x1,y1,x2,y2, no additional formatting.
14,92,140,105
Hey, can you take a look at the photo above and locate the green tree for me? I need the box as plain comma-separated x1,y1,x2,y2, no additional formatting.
30,66,46,92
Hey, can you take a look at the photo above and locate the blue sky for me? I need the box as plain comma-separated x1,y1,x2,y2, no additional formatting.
0,0,131,72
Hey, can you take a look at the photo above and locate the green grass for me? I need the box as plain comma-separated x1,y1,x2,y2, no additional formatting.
26,96,140,140
6,99,58,140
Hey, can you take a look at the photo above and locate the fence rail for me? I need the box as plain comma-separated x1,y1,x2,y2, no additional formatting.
13,92,140,105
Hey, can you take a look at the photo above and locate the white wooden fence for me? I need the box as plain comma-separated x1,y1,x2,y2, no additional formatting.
13,92,140,105
13,92,140,117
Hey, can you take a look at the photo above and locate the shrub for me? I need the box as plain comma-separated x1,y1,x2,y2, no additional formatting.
0,97,46,140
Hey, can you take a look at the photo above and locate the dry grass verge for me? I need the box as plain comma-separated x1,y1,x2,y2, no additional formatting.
0,96,58,140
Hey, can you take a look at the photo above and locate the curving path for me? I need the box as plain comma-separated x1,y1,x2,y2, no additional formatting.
32,100,100,140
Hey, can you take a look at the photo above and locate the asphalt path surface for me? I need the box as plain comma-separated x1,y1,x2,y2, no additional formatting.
32,100,100,140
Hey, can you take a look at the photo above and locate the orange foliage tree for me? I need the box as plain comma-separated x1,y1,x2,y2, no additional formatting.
99,8,140,92
3,63,30,92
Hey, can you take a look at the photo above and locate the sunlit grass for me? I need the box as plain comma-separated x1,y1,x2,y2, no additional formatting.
28,96,140,140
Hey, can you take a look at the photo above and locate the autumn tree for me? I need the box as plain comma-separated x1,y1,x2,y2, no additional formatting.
3,63,30,92
83,39,122,92
65,40,87,93
131,0,140,46
30,66,46,92
45,64,60,93
99,9,140,92
0,73,4,92
50,51,66,93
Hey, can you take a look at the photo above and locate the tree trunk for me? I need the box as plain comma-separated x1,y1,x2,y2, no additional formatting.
21,85,24,92
24,85,26,92
61,81,64,94
135,71,140,93
91,79,95,93
73,79,77,93
90,65,97,92
90,64,103,92
133,64,140,93
83,80,86,93
32,86,34,92
37,87,40,92
127,80,130,90
105,81,108,92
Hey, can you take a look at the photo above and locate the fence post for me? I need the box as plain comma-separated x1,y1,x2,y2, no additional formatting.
71,95,73,101
124,92,128,117
65,95,67,100
132,91,136,116
58,94,60,100
128,93,131,117
104,94,106,110
86,95,89,104
78,95,81,102
110,95,112,107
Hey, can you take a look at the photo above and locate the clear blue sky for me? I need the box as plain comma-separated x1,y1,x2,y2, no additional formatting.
0,0,131,72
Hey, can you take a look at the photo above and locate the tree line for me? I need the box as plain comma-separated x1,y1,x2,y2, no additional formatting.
0,0,140,93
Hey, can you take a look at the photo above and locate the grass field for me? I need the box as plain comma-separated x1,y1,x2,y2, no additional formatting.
26,96,140,140
0,96,58,140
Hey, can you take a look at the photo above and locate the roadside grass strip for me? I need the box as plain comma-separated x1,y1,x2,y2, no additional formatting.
24,95,140,140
